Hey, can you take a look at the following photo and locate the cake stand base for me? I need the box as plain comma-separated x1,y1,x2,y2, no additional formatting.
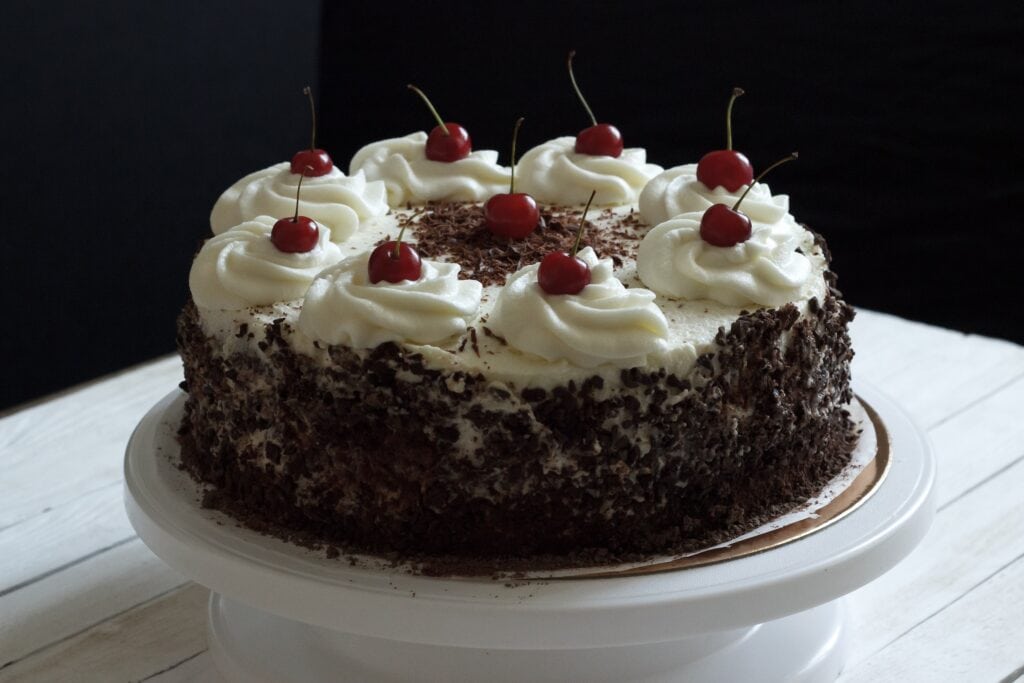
207,592,847,683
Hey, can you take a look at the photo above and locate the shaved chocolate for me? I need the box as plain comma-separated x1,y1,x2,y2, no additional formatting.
481,326,507,346
400,202,642,286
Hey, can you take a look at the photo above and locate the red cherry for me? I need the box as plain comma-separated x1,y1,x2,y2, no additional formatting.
425,123,472,162
696,149,753,193
271,170,319,252
575,124,624,157
486,117,539,238
408,85,471,162
696,87,753,192
699,204,752,247
271,216,320,253
290,148,333,176
567,51,622,158
291,86,333,176
485,193,540,239
538,251,591,295
368,241,422,284
537,189,597,295
698,152,800,247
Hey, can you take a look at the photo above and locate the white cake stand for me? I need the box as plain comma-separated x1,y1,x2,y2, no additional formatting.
124,381,934,683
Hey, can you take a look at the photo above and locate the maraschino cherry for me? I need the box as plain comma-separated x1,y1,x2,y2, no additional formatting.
696,87,753,192
485,117,540,239
538,190,597,295
567,51,623,158
272,169,320,253
290,86,333,176
407,84,471,162
368,224,422,284
700,152,798,247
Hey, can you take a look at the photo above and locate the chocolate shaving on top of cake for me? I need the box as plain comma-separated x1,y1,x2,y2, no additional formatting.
397,203,644,286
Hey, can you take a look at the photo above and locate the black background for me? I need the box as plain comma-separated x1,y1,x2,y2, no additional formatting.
2,1,1022,411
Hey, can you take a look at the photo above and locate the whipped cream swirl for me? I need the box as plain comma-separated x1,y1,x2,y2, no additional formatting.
189,216,343,310
488,247,669,368
348,132,511,206
210,162,388,243
515,137,662,206
637,211,812,307
298,253,482,348
639,163,790,226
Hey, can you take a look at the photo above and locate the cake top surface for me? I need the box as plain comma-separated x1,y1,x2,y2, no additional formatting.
189,130,828,387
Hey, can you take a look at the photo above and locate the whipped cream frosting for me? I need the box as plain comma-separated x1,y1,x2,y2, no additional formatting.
298,253,483,348
637,211,813,307
210,162,388,243
639,163,790,227
348,132,511,206
189,216,343,310
515,137,663,206
488,247,669,368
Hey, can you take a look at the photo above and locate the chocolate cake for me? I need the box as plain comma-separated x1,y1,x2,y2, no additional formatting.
177,131,856,564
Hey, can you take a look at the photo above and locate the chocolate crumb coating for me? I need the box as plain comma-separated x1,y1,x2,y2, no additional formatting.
176,272,856,565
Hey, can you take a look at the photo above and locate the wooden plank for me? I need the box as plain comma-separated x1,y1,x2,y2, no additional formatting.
0,354,178,420
0,583,208,683
866,348,1024,430
844,455,1024,670
851,311,1024,427
0,540,186,668
931,374,1024,508
849,309,970,379
840,553,1024,682
143,650,217,682
0,356,182,529
0,482,132,594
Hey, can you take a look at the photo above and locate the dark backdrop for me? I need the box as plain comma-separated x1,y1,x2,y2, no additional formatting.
1,0,320,410
2,1,1022,411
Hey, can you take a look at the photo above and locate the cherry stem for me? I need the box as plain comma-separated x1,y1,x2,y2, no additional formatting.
732,152,799,212
726,87,744,151
303,86,318,151
293,166,311,221
407,84,450,136
571,190,598,258
567,50,597,126
392,224,408,260
509,116,524,194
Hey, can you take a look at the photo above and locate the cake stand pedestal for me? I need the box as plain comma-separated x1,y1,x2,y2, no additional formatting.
124,382,934,683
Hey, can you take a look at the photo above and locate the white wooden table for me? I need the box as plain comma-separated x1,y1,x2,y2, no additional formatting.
2,309,1023,683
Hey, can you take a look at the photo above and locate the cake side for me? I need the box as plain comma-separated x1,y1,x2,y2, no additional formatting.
176,282,855,559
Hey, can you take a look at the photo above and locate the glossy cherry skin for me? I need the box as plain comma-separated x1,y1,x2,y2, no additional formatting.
368,241,422,283
538,251,591,295
271,216,320,253
575,123,624,157
290,148,333,176
699,203,753,247
485,193,540,239
425,123,472,162
696,150,754,193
